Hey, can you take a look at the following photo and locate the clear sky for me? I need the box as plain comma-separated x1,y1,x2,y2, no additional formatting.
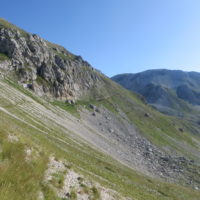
1,0,200,76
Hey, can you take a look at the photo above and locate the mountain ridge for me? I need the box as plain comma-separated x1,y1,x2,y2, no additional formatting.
0,18,200,199
112,69,200,118
0,18,105,101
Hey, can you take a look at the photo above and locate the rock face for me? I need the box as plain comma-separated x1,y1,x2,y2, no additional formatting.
112,69,200,116
0,19,102,100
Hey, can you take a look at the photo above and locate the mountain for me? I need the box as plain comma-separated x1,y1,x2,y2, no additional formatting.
112,69,200,118
0,18,200,200
0,18,103,100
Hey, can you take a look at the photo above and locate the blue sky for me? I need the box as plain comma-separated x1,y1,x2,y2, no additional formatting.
1,0,200,76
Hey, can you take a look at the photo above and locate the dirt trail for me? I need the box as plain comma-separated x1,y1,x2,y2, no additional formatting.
44,156,132,200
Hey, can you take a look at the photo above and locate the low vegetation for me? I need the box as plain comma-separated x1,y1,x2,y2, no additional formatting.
51,100,80,118
0,131,48,200
0,18,29,38
0,78,199,199
0,53,9,61
50,171,66,189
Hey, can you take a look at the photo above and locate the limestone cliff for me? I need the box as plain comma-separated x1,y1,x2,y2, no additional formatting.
0,18,102,100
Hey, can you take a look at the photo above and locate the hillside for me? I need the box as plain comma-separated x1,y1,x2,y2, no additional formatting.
0,18,200,200
112,69,200,118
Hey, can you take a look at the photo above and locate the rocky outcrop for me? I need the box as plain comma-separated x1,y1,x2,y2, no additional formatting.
0,20,103,100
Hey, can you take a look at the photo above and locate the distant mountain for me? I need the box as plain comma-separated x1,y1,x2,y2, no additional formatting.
112,69,200,116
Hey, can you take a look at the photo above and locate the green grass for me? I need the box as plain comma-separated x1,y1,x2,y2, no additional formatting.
0,78,200,199
70,189,77,200
49,73,200,160
81,65,93,72
0,131,48,200
51,100,80,118
0,53,9,61
36,75,52,87
91,186,100,200
0,18,29,38
113,92,199,153
41,184,61,200
46,40,76,61
80,183,90,194
89,76,200,159
50,171,66,189
57,52,76,61
4,78,49,108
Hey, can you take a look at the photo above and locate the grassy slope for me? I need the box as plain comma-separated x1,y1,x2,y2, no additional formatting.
158,88,200,119
86,76,200,160
0,79,200,200
0,18,200,199
0,18,29,38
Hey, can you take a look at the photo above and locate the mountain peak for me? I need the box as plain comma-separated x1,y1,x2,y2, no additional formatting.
0,18,103,100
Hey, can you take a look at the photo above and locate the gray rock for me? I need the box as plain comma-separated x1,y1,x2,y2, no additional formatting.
89,104,96,109
109,129,114,133
179,128,184,132
0,26,102,100
65,99,75,105
194,186,199,190
95,107,100,113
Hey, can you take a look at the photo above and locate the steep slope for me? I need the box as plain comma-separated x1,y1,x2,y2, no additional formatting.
0,18,102,100
112,69,200,117
0,19,200,199
1,77,200,200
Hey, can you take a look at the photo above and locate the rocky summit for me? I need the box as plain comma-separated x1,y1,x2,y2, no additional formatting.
0,18,103,100
0,19,200,200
